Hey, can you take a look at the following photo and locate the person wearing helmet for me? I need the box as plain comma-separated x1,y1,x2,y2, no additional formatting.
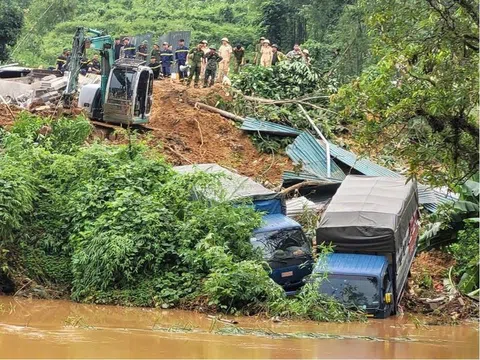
136,40,149,61
254,37,265,65
217,37,232,82
271,44,286,65
260,39,273,67
302,49,311,66
204,45,223,87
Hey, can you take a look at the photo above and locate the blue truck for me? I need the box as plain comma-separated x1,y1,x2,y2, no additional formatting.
174,164,314,293
313,176,420,318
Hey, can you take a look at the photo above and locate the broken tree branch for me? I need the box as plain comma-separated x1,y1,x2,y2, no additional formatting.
165,145,192,164
242,95,329,104
0,95,15,119
280,180,334,195
193,118,204,148
195,102,245,123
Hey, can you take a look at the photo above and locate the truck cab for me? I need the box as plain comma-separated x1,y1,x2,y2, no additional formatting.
312,253,394,318
173,164,314,294
251,214,313,294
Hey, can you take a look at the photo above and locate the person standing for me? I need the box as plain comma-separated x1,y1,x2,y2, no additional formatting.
175,39,189,81
121,38,136,59
217,37,232,81
151,44,161,61
187,42,205,88
254,37,265,65
160,42,174,78
114,38,122,60
137,40,148,61
286,44,304,62
204,46,223,88
200,40,209,79
260,39,273,67
232,44,245,74
302,49,311,66
148,57,161,79
271,44,286,65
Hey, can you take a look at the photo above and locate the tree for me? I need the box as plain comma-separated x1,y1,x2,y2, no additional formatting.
332,0,479,186
0,0,24,62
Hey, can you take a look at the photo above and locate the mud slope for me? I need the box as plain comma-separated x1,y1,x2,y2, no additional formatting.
149,81,291,183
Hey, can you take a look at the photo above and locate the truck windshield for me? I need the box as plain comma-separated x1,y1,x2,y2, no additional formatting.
319,275,380,310
251,229,311,268
108,68,136,101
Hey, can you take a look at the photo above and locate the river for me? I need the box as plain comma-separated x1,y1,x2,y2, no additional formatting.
0,297,477,358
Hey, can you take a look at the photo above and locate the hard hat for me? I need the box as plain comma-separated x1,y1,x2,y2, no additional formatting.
209,45,216,50
162,41,168,45
263,39,270,44
260,37,265,40
221,37,229,42
272,44,279,48
302,49,309,55
142,40,148,44
63,48,69,52
201,40,208,44
179,65,191,72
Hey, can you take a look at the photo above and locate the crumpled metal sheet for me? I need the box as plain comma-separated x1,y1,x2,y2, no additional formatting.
286,131,346,181
241,117,301,137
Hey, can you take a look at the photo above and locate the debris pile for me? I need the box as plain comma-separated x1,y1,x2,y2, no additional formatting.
0,70,100,111
402,250,479,324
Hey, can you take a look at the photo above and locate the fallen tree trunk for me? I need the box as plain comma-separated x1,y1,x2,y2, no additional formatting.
243,95,329,104
280,180,334,195
194,102,245,123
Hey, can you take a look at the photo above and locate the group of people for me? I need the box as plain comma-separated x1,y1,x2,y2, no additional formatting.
56,35,312,88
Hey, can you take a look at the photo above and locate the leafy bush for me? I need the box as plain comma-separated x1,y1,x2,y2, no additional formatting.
448,222,479,294
0,113,363,322
232,61,324,99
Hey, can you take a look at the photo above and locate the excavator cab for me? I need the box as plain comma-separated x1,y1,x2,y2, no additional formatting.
103,59,153,125
78,59,153,125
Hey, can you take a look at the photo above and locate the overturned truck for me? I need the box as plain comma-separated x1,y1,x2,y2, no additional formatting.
313,176,420,318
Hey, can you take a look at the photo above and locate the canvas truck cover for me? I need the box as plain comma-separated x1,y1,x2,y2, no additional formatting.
174,164,284,214
317,176,418,253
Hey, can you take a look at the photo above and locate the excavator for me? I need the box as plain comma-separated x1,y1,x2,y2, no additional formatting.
63,27,154,125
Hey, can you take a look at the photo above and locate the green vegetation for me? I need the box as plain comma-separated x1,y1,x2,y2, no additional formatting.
0,112,363,322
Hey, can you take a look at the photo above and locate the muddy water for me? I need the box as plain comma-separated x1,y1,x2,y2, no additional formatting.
0,297,477,359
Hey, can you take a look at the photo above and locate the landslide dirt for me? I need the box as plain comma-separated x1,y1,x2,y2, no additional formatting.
147,81,291,184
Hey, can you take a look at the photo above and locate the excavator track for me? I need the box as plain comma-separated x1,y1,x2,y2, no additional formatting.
90,120,156,133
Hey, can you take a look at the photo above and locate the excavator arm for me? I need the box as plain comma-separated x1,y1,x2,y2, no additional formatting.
63,27,114,106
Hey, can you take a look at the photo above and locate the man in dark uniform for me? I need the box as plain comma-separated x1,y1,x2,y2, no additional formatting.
114,37,122,60
204,45,223,88
148,57,161,79
151,44,161,61
160,42,174,78
90,54,101,74
233,44,245,74
186,42,205,88
80,56,90,75
137,40,148,61
121,38,136,59
56,48,69,72
175,39,189,81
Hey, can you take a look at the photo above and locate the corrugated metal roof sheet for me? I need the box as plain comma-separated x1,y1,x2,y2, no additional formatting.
174,163,276,201
286,132,346,181
286,196,319,217
327,142,402,178
241,117,301,136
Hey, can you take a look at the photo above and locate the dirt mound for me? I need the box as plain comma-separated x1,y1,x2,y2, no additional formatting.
402,250,478,324
148,81,291,184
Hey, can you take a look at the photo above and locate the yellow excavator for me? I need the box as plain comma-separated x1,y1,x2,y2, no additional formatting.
64,27,154,125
